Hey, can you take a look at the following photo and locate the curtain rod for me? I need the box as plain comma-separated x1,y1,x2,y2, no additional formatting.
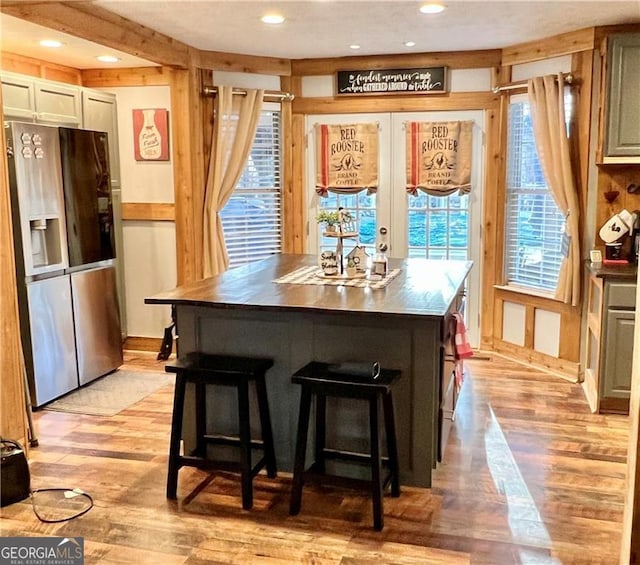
202,85,294,101
492,73,574,94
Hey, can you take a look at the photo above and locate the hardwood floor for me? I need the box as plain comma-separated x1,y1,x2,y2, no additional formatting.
0,352,629,564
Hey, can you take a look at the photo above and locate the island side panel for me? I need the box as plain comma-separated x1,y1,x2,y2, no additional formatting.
178,305,311,472
175,304,441,487
412,325,441,479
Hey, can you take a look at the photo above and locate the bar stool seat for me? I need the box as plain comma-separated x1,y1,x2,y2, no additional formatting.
289,361,401,531
165,352,277,510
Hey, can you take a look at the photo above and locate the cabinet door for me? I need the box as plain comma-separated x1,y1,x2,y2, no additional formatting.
34,80,81,126
82,89,120,187
1,73,36,121
605,33,640,157
602,309,635,399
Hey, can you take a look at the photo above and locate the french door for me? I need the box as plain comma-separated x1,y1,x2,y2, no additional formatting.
306,111,485,346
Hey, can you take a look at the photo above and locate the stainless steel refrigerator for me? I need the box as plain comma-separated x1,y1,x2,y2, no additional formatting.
7,121,78,406
59,127,122,387
7,122,123,407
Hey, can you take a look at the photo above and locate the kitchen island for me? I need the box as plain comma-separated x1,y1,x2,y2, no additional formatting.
146,253,472,487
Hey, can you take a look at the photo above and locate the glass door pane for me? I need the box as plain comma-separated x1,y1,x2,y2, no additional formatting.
317,191,376,252
407,193,469,259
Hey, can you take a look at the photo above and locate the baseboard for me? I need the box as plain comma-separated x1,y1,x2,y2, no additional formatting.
491,341,580,383
123,336,162,352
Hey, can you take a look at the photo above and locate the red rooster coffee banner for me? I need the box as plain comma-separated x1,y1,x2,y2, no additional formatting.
406,121,473,196
315,123,379,196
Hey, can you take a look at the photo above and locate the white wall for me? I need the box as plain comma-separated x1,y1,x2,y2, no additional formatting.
109,86,175,203
501,301,562,358
213,71,280,90
511,55,572,81
109,85,176,338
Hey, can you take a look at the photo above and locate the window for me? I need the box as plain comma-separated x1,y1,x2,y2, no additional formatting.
407,193,469,260
504,96,566,291
317,191,376,252
220,109,282,267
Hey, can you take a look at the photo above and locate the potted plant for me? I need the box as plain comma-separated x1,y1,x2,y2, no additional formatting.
316,210,340,232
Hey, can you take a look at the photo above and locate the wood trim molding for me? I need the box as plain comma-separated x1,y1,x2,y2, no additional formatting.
492,340,580,380
494,287,576,316
0,89,28,447
290,113,306,253
2,3,292,77
123,336,163,352
480,106,503,350
1,51,82,85
1,2,191,68
280,75,305,253
501,27,596,66
169,61,205,284
81,67,170,87
594,23,640,44
291,50,502,76
197,50,291,76
292,92,499,114
121,203,175,221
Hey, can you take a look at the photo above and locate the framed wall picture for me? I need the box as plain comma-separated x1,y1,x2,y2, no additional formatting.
132,108,170,161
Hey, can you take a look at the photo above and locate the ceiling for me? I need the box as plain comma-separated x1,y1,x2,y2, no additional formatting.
1,1,640,68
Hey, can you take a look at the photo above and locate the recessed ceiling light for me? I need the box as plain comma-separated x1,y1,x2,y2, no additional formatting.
404,41,416,47
97,55,120,63
419,3,446,14
261,14,285,24
349,44,361,50
39,39,63,48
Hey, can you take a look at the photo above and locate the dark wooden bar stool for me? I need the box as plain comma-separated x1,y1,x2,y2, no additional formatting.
289,361,401,531
165,352,277,510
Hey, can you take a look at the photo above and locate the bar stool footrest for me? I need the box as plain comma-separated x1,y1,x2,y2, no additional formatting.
203,434,266,451
176,455,270,478
322,447,391,466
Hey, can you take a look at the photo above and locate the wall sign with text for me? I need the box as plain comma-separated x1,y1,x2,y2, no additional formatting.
132,108,170,161
336,67,447,96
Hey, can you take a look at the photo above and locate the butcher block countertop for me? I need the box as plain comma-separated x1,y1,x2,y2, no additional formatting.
146,253,473,320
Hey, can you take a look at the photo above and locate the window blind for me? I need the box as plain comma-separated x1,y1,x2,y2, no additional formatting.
221,110,282,267
504,99,565,291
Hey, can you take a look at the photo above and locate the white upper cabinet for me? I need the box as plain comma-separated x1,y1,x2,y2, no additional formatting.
1,72,82,127
34,80,81,126
82,90,120,187
1,73,36,121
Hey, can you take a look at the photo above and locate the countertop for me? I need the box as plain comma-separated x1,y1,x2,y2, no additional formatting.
586,261,638,280
146,253,473,320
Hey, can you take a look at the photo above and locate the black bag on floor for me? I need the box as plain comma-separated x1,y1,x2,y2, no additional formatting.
1,439,31,506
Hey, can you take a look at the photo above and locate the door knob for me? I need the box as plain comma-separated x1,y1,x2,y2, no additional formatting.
378,242,388,252
379,226,388,235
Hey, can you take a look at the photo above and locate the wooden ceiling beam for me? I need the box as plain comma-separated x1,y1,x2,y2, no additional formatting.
197,50,291,76
502,27,596,67
3,1,293,75
1,1,191,68
291,50,502,76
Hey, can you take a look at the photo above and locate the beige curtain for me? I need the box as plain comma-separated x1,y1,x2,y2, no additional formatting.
528,74,580,306
203,86,264,278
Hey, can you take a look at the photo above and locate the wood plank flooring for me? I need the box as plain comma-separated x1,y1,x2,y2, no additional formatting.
0,352,629,564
